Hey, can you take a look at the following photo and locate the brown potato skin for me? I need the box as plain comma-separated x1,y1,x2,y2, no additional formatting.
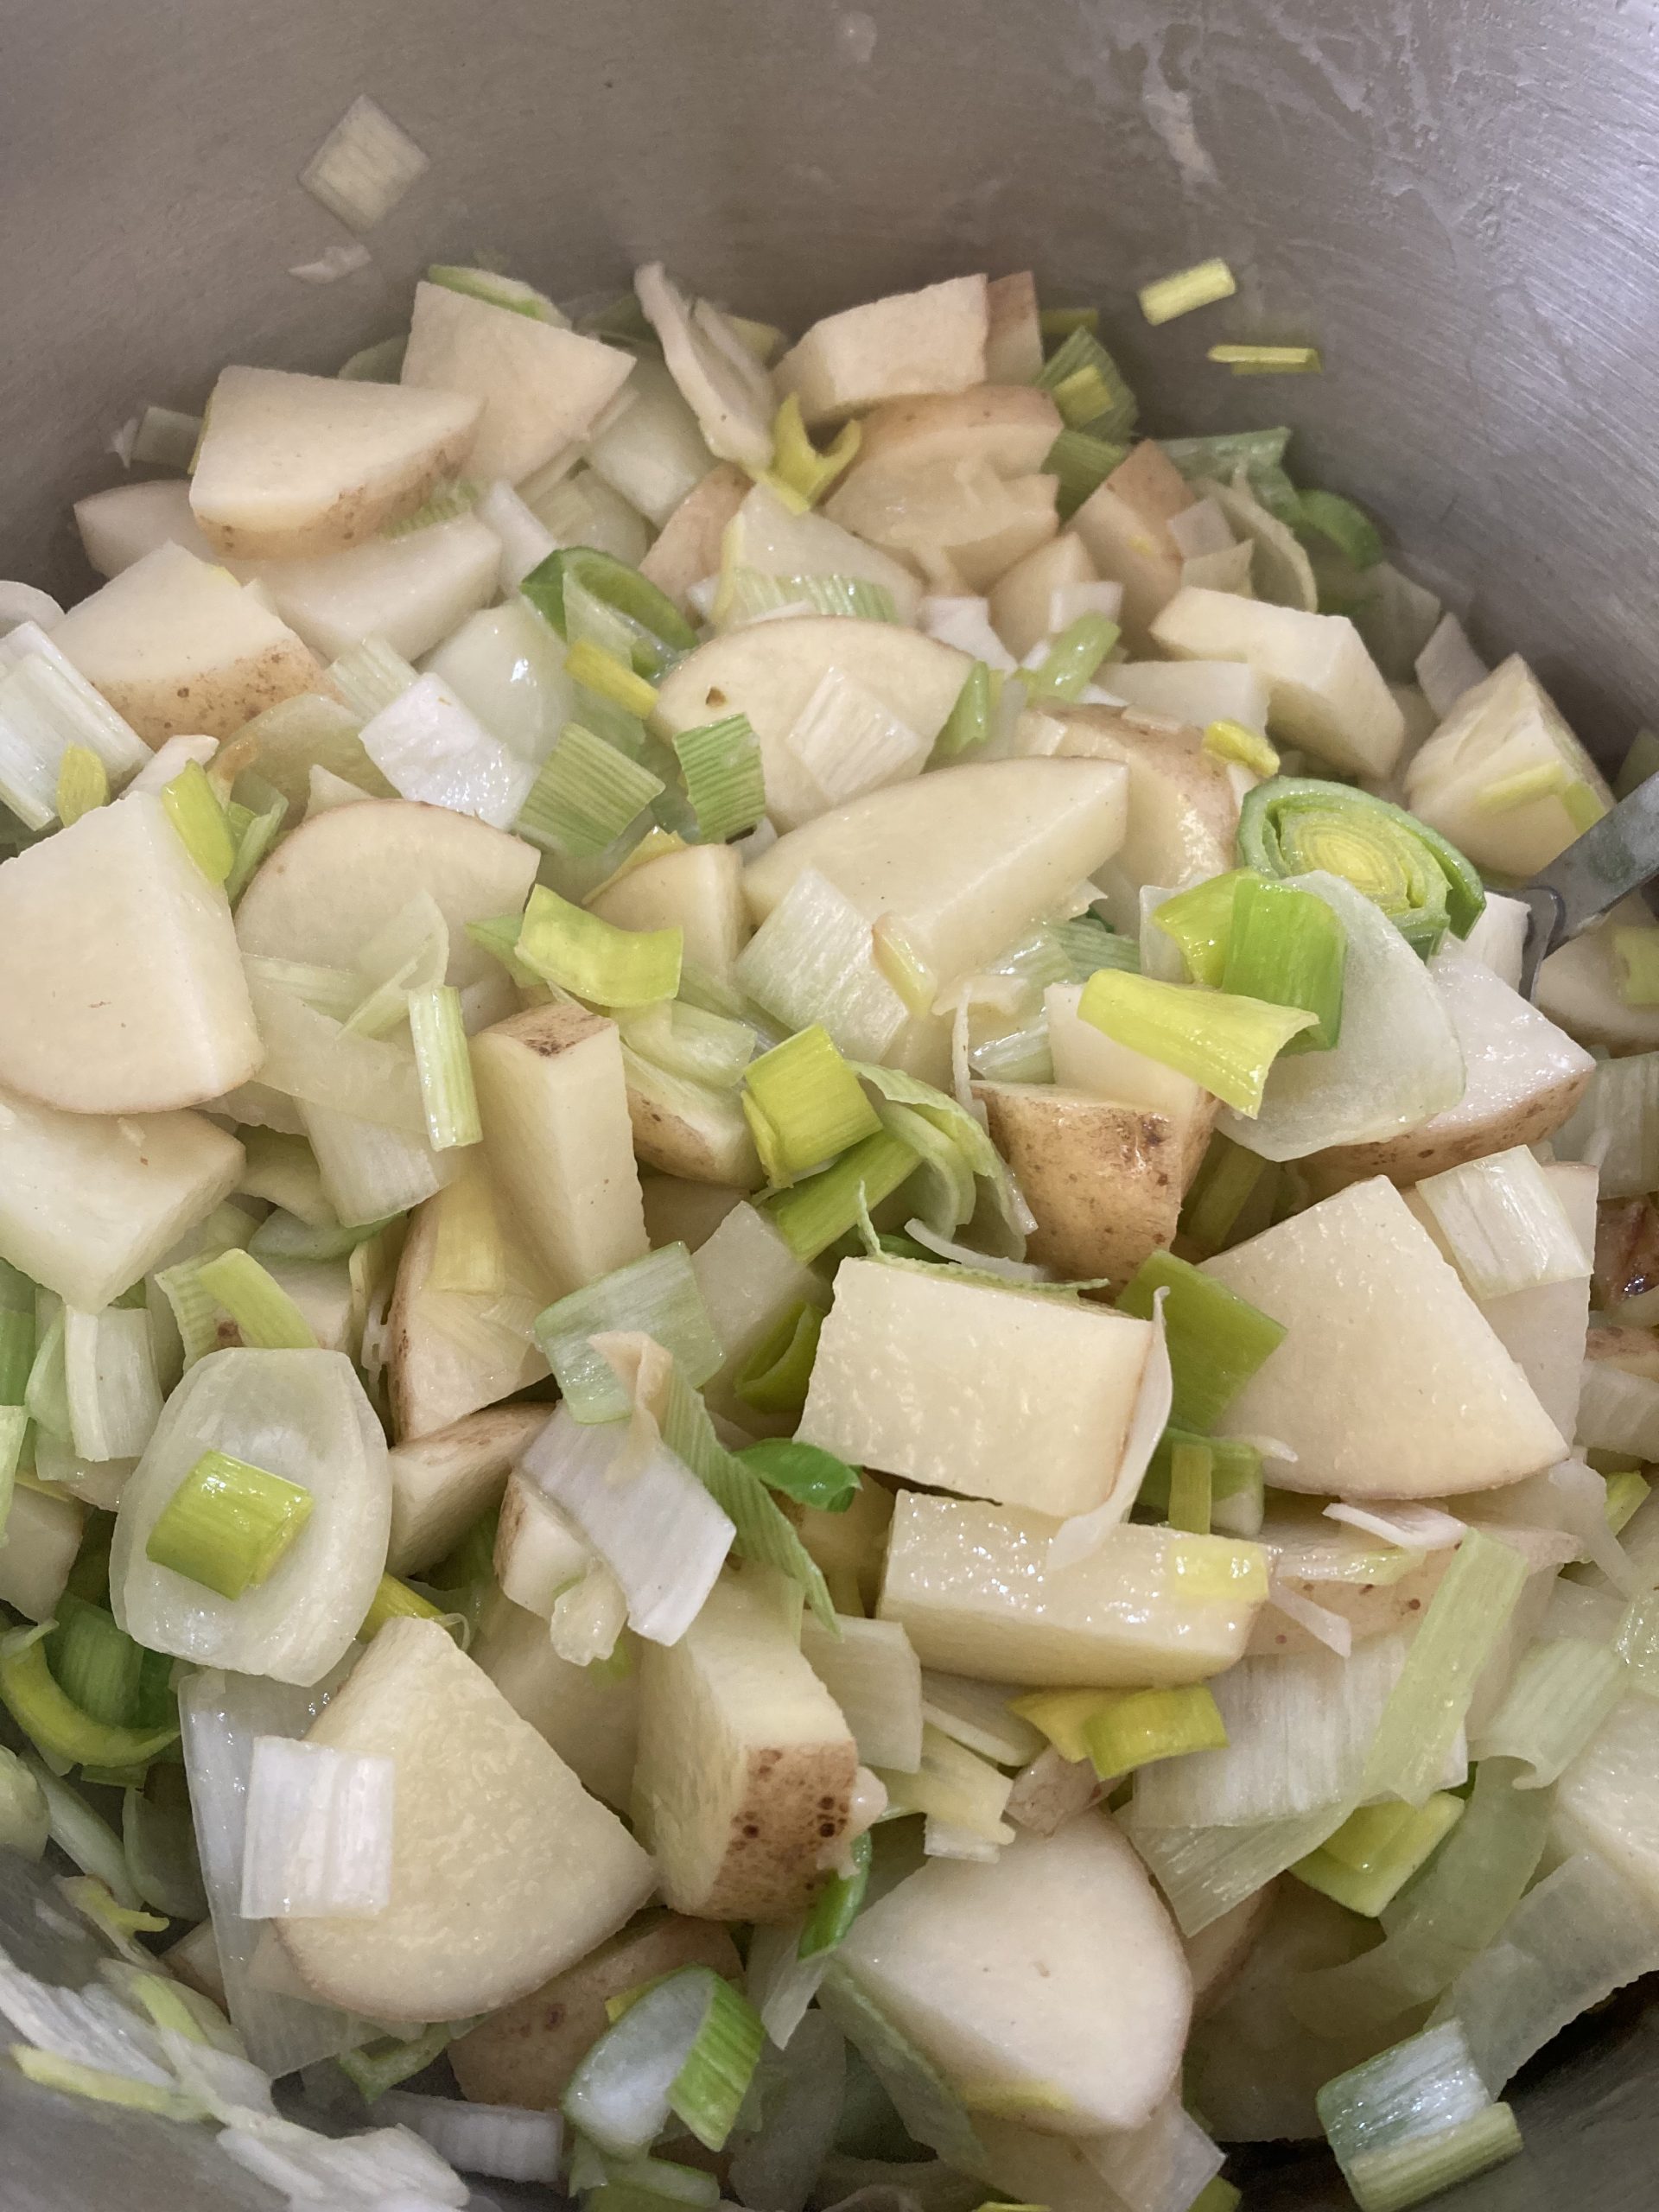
1300,1065,1592,1198
639,464,750,612
450,1911,741,2110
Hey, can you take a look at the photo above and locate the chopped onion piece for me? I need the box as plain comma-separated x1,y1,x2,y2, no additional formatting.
239,1737,394,1919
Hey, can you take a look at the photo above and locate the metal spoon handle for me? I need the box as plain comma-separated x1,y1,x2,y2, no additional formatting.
1519,773,1659,995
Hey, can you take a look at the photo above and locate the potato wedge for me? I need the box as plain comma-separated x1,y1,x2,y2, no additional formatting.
471,1002,648,1300
842,385,1062,486
235,797,538,991
386,1405,551,1576
974,1082,1211,1288
471,1586,639,1810
385,1188,550,1442
1035,702,1241,922
1067,442,1197,648
880,1493,1265,1688
775,276,989,428
236,515,500,664
1105,657,1272,735
830,1816,1190,2134
988,533,1099,659
0,790,261,1114
743,757,1128,988
0,1089,243,1312
401,281,633,484
652,617,971,833
51,543,328,744
1301,942,1593,1195
983,271,1045,385
450,1910,741,2110
588,842,750,977
798,1258,1154,1519
1202,1177,1567,1497
277,1618,654,2021
76,478,213,576
633,1570,859,1922
638,463,752,611
1150,587,1405,778
825,462,1058,595
188,365,480,559
624,1050,763,1187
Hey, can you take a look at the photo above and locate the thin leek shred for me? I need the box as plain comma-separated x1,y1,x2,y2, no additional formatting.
1238,778,1484,957
852,1058,1027,1241
930,661,999,762
1221,875,1346,1052
518,724,664,857
658,1365,836,1630
1360,1531,1529,1808
1317,2021,1522,2212
338,2019,461,2101
1290,1763,1552,2039
1034,327,1138,442
563,1964,764,2158
1079,966,1314,1115
224,785,289,904
1141,1428,1265,1535
145,1448,315,1600
1292,1795,1465,1918
743,1025,881,1180
1466,1636,1624,1787
1428,1850,1659,2095
1151,868,1263,986
1139,259,1237,324
1117,1252,1286,1433
1027,613,1120,703
1204,717,1281,779
672,715,766,843
407,984,482,1150
536,1246,723,1421
8,2047,200,2121
874,1722,1013,1840
162,761,235,886
516,883,683,1007
1045,429,1131,518
1208,343,1324,375
196,1249,318,1350
737,1438,859,1513
522,545,696,679
733,1303,824,1417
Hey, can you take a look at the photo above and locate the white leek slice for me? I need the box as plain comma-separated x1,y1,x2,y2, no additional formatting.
1414,1144,1590,1299
779,664,931,814
1317,2020,1521,2212
518,1403,733,1643
359,671,538,830
0,620,149,828
300,94,428,229
1217,871,1463,1162
800,1614,925,1771
112,1347,390,1686
1554,1047,1659,1198
378,2090,563,2185
63,1307,162,1464
1466,1636,1624,1787
238,1736,395,1918
586,354,718,526
734,867,909,1061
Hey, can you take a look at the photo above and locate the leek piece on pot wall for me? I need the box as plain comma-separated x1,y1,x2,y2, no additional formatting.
275,1618,654,2023
471,1001,649,1300
879,1491,1266,1688
50,543,327,745
1201,1179,1566,1497
634,1570,859,1922
0,789,261,1114
830,1817,1190,2136
798,1258,1155,1522
0,1090,244,1312
111,1348,391,1686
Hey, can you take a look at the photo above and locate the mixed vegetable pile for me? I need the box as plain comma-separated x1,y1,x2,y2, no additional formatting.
4,242,1659,2212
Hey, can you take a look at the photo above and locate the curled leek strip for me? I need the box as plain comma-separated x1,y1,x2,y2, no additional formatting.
1238,776,1484,958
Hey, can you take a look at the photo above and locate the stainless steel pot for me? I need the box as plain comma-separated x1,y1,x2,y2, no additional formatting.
3,1,1657,2204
